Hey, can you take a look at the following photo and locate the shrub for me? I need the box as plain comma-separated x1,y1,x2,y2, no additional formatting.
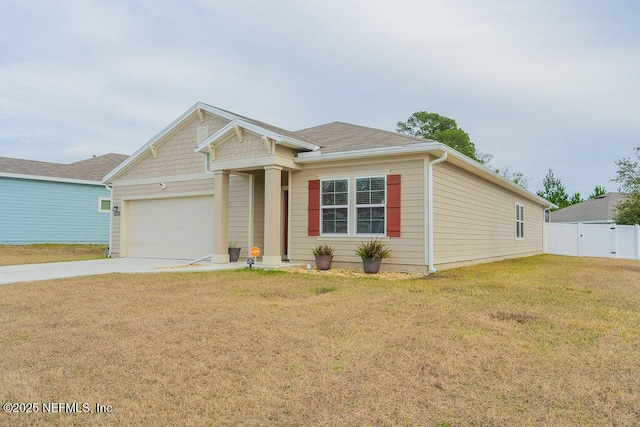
312,244,334,257
355,238,391,260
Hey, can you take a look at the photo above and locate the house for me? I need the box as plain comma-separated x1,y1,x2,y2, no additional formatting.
103,102,554,272
0,153,128,244
550,193,626,224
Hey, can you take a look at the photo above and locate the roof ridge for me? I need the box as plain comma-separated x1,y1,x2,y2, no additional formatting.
297,121,434,144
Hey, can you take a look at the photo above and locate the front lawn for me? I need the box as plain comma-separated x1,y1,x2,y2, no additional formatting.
0,255,638,426
0,244,107,266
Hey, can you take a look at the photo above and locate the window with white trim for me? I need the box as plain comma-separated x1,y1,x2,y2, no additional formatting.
319,176,388,236
321,179,348,234
356,177,386,234
515,203,524,239
98,197,111,213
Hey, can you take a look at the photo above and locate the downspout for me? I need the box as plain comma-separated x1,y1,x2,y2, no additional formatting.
543,208,550,254
426,152,448,273
204,152,214,175
104,183,113,257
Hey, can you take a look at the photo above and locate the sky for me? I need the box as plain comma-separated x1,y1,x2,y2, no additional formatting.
1,0,639,197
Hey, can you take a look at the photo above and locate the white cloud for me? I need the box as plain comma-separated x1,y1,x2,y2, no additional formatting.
0,0,638,195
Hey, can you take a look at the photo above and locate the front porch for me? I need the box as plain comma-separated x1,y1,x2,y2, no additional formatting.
211,166,292,267
192,108,318,266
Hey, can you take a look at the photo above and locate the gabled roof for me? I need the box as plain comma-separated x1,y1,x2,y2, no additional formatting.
103,101,555,209
0,153,128,184
550,193,626,223
195,117,320,154
106,102,321,182
221,109,321,148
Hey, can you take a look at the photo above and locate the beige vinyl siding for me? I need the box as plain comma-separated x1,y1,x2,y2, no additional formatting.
228,174,251,259
122,113,229,180
289,157,426,271
110,175,250,257
215,131,269,161
432,161,544,266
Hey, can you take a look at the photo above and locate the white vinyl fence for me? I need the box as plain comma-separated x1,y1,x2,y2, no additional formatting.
544,223,640,260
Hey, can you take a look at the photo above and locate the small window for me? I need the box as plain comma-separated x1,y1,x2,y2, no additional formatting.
515,203,524,239
99,197,111,213
356,177,386,234
321,179,348,234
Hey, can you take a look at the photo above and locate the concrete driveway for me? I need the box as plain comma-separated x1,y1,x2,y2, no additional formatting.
0,258,247,286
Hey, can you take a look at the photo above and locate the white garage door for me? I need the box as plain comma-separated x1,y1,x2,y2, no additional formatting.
127,196,214,259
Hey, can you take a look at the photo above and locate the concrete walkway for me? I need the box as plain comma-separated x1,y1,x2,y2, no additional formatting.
0,258,254,286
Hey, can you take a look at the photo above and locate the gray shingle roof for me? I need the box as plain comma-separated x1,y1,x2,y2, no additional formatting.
212,106,322,147
296,122,431,154
550,192,626,223
0,153,128,182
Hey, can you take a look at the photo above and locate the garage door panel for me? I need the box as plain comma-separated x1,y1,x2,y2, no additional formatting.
127,196,214,259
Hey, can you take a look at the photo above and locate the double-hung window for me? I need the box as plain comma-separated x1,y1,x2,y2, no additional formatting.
320,177,387,235
321,179,348,234
515,203,524,239
310,174,399,237
356,177,386,234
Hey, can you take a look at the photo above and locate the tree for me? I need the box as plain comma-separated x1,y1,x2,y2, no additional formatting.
396,111,458,139
615,196,640,225
396,111,530,186
588,185,606,199
613,147,640,225
494,166,530,189
476,152,493,165
396,111,478,160
569,193,583,205
537,169,569,209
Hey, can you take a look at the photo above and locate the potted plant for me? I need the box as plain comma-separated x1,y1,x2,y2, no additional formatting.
312,244,334,270
228,242,241,262
355,238,391,274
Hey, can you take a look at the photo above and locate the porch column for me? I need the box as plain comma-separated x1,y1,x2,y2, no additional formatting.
263,165,282,266
212,170,229,263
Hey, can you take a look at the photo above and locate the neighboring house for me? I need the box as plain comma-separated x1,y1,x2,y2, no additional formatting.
0,153,128,244
550,193,626,224
103,102,555,272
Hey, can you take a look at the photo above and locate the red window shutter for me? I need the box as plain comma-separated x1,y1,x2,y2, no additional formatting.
308,179,320,236
386,175,401,237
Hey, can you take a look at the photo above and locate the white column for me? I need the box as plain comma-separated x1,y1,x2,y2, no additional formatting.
212,170,229,263
263,165,282,266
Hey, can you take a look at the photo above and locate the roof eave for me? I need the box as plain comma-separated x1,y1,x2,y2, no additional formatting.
296,143,556,209
295,142,442,162
195,118,320,153
1,172,104,186
104,102,240,183
439,145,558,209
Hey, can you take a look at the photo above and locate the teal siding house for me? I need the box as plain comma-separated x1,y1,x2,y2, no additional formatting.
0,154,127,244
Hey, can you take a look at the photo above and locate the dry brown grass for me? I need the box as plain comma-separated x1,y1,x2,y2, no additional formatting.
0,244,108,266
0,255,639,426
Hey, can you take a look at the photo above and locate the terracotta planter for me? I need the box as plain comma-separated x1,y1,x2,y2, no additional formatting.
315,255,333,270
228,247,241,262
361,257,382,274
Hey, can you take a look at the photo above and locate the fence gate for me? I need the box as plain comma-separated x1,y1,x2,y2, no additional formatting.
544,223,640,260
